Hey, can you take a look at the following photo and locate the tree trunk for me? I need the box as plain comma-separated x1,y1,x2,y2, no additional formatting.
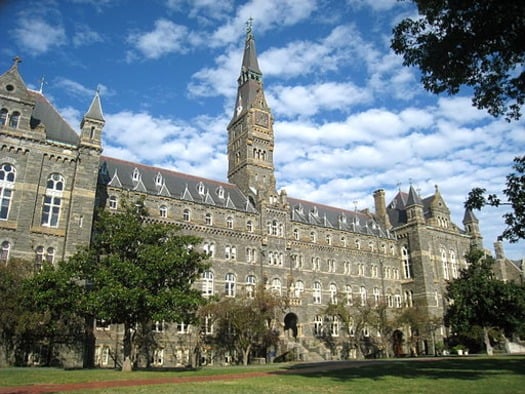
242,345,251,366
483,326,493,356
122,323,134,371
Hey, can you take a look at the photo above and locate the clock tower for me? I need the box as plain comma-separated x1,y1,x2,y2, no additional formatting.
227,20,277,208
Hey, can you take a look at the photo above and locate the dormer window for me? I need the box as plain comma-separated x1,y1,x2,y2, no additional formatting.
155,172,163,187
197,182,205,195
217,186,225,199
132,168,140,182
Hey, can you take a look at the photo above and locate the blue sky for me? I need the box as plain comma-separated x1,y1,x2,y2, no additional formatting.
1,0,524,260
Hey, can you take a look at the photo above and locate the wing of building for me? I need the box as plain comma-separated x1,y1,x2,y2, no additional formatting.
1,24,522,368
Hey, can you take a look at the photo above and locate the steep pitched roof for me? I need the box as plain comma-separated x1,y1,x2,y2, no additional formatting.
29,90,80,146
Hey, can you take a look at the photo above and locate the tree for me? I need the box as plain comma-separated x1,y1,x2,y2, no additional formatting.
444,248,525,355
69,199,209,370
395,305,442,356
0,259,33,366
391,0,525,121
465,155,525,243
203,285,282,365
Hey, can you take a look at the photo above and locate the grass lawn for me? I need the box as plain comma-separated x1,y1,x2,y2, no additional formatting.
1,356,524,393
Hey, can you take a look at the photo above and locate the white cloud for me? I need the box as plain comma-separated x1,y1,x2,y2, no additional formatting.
11,18,66,55
128,19,200,59
72,24,103,47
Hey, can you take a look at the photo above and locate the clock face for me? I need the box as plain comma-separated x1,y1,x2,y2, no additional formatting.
255,111,269,127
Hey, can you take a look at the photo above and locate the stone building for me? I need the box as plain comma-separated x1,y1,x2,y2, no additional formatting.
1,25,521,367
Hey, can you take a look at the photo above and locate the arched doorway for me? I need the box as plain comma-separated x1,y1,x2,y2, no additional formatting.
284,312,298,338
393,330,404,357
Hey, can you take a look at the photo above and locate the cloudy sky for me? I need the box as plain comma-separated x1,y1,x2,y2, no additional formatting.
1,0,523,259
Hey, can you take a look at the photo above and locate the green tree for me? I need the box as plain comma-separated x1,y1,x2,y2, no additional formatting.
465,155,525,243
0,259,33,366
391,0,525,121
444,248,525,355
203,286,282,365
69,199,209,370
396,306,442,356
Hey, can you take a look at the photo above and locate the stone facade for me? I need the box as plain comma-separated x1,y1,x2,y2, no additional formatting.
1,26,522,368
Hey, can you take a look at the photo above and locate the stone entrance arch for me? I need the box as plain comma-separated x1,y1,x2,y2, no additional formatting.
284,312,298,338
393,330,404,357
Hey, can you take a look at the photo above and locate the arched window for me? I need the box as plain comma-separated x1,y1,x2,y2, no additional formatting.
108,195,118,210
270,278,282,295
329,315,340,337
246,220,253,232
201,271,214,296
313,315,323,336
294,280,304,298
0,163,16,220
404,290,414,307
345,285,353,305
326,234,332,245
373,287,381,306
246,275,256,298
360,286,367,306
450,250,458,279
46,247,55,264
203,242,215,257
293,228,299,240
9,111,20,128
0,109,7,126
41,173,64,227
313,281,322,304
183,208,191,221
0,241,10,262
35,246,44,270
226,216,233,229
402,246,413,279
441,248,449,280
132,168,140,182
225,273,236,297
159,205,168,218
329,283,337,304
310,231,317,243
205,212,213,225
155,172,163,187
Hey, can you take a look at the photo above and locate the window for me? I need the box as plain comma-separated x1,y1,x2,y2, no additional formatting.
152,349,164,366
159,205,168,218
0,163,16,220
0,109,7,126
343,261,351,275
373,287,381,306
355,239,361,249
270,278,282,295
313,315,323,336
198,182,205,195
46,247,55,264
329,283,337,304
203,242,215,257
35,246,44,270
132,168,140,182
402,246,413,279
404,290,414,307
0,241,10,262
327,259,336,273
292,254,303,269
341,236,347,247
294,280,304,298
226,216,233,229
155,172,163,187
345,285,353,305
41,173,64,228
225,273,236,297
183,208,191,221
152,321,165,333
313,281,322,304
108,195,118,210
450,250,458,279
9,111,20,128
360,286,367,306
310,231,317,243
312,257,320,271
201,271,214,296
246,220,253,232
246,275,256,298
293,228,299,240
326,234,332,245
217,186,224,199
205,213,213,225
329,315,340,337
225,245,236,260
441,248,449,280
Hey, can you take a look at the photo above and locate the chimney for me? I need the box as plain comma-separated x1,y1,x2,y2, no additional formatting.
373,189,391,229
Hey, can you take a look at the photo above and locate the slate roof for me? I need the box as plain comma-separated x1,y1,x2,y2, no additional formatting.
99,156,257,213
29,90,80,146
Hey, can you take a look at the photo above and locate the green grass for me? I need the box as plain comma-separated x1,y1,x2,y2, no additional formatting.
1,356,524,393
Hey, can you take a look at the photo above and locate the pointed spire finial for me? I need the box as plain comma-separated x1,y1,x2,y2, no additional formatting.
39,75,47,94
246,17,253,34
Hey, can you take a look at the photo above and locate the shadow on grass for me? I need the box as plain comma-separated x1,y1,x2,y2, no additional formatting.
272,356,525,382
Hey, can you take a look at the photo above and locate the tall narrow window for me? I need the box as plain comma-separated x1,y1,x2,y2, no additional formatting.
226,216,233,229
0,241,10,262
0,109,7,126
108,195,118,210
360,286,367,306
246,275,256,298
225,273,236,297
9,111,20,128
294,280,304,298
313,281,322,304
441,248,449,280
201,271,214,296
402,246,413,279
0,163,16,220
270,278,282,295
329,283,337,304
35,246,44,270
313,315,323,336
41,173,64,228
159,204,168,218
246,220,253,232
345,285,353,305
46,247,55,264
205,213,213,225
183,208,191,221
